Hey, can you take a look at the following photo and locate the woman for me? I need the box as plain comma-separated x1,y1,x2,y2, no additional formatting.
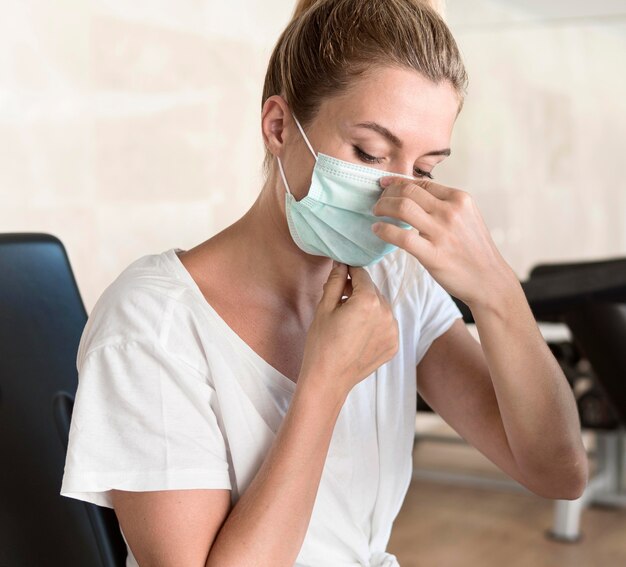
60,0,588,565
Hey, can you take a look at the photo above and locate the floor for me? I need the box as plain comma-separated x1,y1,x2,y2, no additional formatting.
387,414,626,567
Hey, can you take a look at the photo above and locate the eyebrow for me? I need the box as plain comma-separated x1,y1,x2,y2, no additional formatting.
353,121,451,157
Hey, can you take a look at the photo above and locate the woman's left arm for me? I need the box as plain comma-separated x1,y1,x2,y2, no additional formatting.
371,175,589,499
468,276,588,498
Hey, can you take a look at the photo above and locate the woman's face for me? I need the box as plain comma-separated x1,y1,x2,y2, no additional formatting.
279,66,460,198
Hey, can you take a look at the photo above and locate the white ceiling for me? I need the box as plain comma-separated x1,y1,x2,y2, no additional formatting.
446,0,626,29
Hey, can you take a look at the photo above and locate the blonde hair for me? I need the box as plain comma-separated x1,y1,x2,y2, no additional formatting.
262,0,468,308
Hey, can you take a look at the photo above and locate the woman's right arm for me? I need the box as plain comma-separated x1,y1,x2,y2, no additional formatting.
113,262,399,566
205,378,347,566
112,378,346,567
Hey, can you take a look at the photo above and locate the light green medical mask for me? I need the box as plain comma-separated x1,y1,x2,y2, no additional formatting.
276,112,415,267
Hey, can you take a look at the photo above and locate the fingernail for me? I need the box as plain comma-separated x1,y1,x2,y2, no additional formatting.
379,176,391,187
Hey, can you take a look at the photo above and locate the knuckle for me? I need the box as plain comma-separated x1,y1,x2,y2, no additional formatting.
391,322,400,340
457,189,473,203
389,335,399,350
397,198,414,216
362,292,380,310
453,190,473,209
392,341,399,355
406,183,420,197
385,336,399,357
397,227,415,248
353,292,375,312
443,204,462,224
389,317,399,336
394,184,408,196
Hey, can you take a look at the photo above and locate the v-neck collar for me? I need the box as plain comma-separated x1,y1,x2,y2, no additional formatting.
164,247,297,396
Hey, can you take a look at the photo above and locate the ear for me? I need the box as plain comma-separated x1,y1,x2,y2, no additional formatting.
261,95,292,159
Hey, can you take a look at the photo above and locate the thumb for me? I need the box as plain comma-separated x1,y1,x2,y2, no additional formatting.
347,265,376,295
320,260,348,309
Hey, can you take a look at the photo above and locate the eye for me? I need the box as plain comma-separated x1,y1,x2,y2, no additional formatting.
414,167,434,180
352,145,434,179
352,145,384,164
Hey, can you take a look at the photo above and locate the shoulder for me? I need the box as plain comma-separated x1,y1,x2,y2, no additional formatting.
77,248,201,368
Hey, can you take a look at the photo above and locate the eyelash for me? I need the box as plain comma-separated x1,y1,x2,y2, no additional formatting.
352,145,435,180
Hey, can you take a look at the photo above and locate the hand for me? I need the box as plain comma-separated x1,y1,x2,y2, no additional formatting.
298,262,399,398
371,176,518,309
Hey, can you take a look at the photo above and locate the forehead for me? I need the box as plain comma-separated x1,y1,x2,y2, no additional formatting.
320,66,459,146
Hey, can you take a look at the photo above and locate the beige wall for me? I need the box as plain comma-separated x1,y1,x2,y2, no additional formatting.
1,0,624,311
441,0,626,280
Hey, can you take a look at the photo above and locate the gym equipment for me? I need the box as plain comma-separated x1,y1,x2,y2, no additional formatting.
0,233,127,567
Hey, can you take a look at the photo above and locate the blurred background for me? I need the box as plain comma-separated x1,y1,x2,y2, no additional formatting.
1,0,623,310
1,0,625,565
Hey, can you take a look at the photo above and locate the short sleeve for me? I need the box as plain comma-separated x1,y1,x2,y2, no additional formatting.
60,339,232,509
415,269,464,366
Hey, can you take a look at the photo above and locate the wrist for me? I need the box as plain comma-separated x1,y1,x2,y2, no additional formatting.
295,373,349,409
467,269,524,320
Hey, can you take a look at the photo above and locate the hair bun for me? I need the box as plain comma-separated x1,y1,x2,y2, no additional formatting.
292,0,322,20
291,0,445,25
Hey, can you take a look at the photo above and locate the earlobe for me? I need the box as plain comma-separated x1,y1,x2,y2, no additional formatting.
263,118,283,154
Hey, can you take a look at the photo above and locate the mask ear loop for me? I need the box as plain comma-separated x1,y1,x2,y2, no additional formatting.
292,115,318,162
277,112,318,197
276,155,292,196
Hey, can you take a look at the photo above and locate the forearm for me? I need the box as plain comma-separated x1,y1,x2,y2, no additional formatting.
469,274,588,497
206,378,346,567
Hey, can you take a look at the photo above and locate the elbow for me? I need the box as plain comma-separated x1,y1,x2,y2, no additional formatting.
525,470,587,500
565,457,590,500
561,447,590,500
522,449,590,501
552,467,588,500
555,471,588,500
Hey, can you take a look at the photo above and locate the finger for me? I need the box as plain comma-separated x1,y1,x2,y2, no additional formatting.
378,180,441,214
319,261,349,309
345,267,386,308
373,196,438,236
346,265,379,296
411,178,454,200
372,222,435,263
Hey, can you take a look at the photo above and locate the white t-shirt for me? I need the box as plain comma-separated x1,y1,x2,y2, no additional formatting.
60,246,463,567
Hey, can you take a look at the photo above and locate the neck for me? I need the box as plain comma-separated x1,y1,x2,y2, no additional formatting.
199,173,334,318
